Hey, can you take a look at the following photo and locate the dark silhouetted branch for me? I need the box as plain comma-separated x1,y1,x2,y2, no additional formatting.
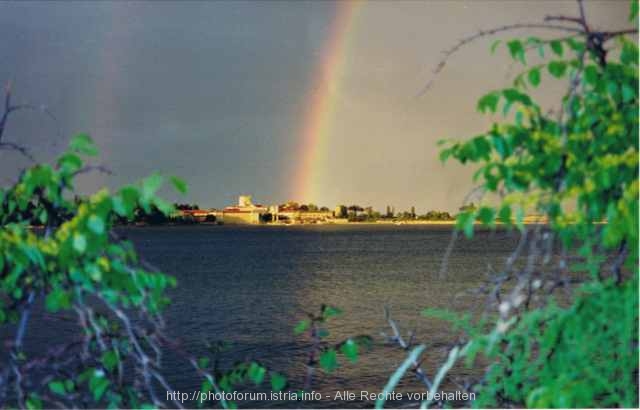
418,0,636,97
0,141,35,162
71,164,114,177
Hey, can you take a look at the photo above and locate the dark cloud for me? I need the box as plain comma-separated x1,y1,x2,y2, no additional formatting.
0,0,630,212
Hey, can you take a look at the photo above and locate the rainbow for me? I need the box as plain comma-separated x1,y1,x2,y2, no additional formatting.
291,0,363,204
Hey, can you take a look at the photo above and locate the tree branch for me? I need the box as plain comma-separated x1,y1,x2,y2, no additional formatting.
0,141,35,162
418,0,636,98
417,23,584,96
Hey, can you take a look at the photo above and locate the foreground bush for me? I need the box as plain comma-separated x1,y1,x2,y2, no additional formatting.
412,1,638,408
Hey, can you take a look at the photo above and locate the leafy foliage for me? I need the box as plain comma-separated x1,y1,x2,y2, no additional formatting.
0,134,187,407
295,305,372,389
431,8,639,409
428,278,638,408
441,35,638,258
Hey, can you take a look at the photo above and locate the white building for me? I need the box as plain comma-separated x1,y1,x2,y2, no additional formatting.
221,195,268,224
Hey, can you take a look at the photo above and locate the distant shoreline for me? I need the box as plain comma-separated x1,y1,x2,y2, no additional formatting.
112,221,458,227
113,220,558,228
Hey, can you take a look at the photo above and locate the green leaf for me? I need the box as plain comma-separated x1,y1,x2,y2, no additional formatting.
69,133,98,156
490,135,507,159
170,176,188,195
13,287,22,300
247,362,266,385
101,350,119,372
200,378,213,398
514,110,524,126
322,305,343,319
341,339,359,363
507,40,526,65
38,210,48,225
154,198,174,216
527,386,552,408
566,37,585,52
45,289,71,312
48,381,66,396
88,214,106,235
456,210,476,238
498,204,512,225
113,186,139,218
26,394,42,410
142,173,163,201
525,36,542,47
528,67,541,88
470,136,491,160
502,88,532,106
630,0,638,21
89,370,110,402
548,61,567,78
294,319,310,335
319,349,338,372
584,65,599,86
477,92,500,113
58,153,83,174
73,232,87,254
477,206,496,227
622,84,635,103
549,40,563,57
197,357,210,369
439,147,453,163
502,100,513,118
270,372,287,391
607,80,619,98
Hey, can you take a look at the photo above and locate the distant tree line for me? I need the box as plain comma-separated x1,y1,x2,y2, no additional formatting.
334,203,454,222
174,203,199,210
279,202,330,212
114,203,216,226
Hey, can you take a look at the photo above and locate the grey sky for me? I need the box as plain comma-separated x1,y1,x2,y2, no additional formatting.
0,0,631,212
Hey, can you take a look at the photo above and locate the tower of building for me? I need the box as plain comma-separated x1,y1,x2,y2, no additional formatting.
238,195,253,207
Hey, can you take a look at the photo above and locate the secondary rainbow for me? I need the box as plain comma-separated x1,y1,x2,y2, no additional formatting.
291,0,363,204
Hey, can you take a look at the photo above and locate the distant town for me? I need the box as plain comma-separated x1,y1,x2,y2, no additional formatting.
167,195,458,225
119,195,549,226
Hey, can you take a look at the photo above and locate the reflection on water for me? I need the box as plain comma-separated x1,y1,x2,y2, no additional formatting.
121,225,519,408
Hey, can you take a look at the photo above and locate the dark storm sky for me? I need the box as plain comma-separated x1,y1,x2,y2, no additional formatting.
0,0,631,211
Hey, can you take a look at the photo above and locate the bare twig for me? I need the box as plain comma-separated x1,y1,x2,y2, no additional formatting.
0,81,63,154
418,0,636,98
382,307,433,391
438,185,485,279
0,141,35,162
71,164,114,177
417,23,584,97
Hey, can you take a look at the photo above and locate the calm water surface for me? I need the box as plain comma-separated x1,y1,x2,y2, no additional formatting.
123,225,519,408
